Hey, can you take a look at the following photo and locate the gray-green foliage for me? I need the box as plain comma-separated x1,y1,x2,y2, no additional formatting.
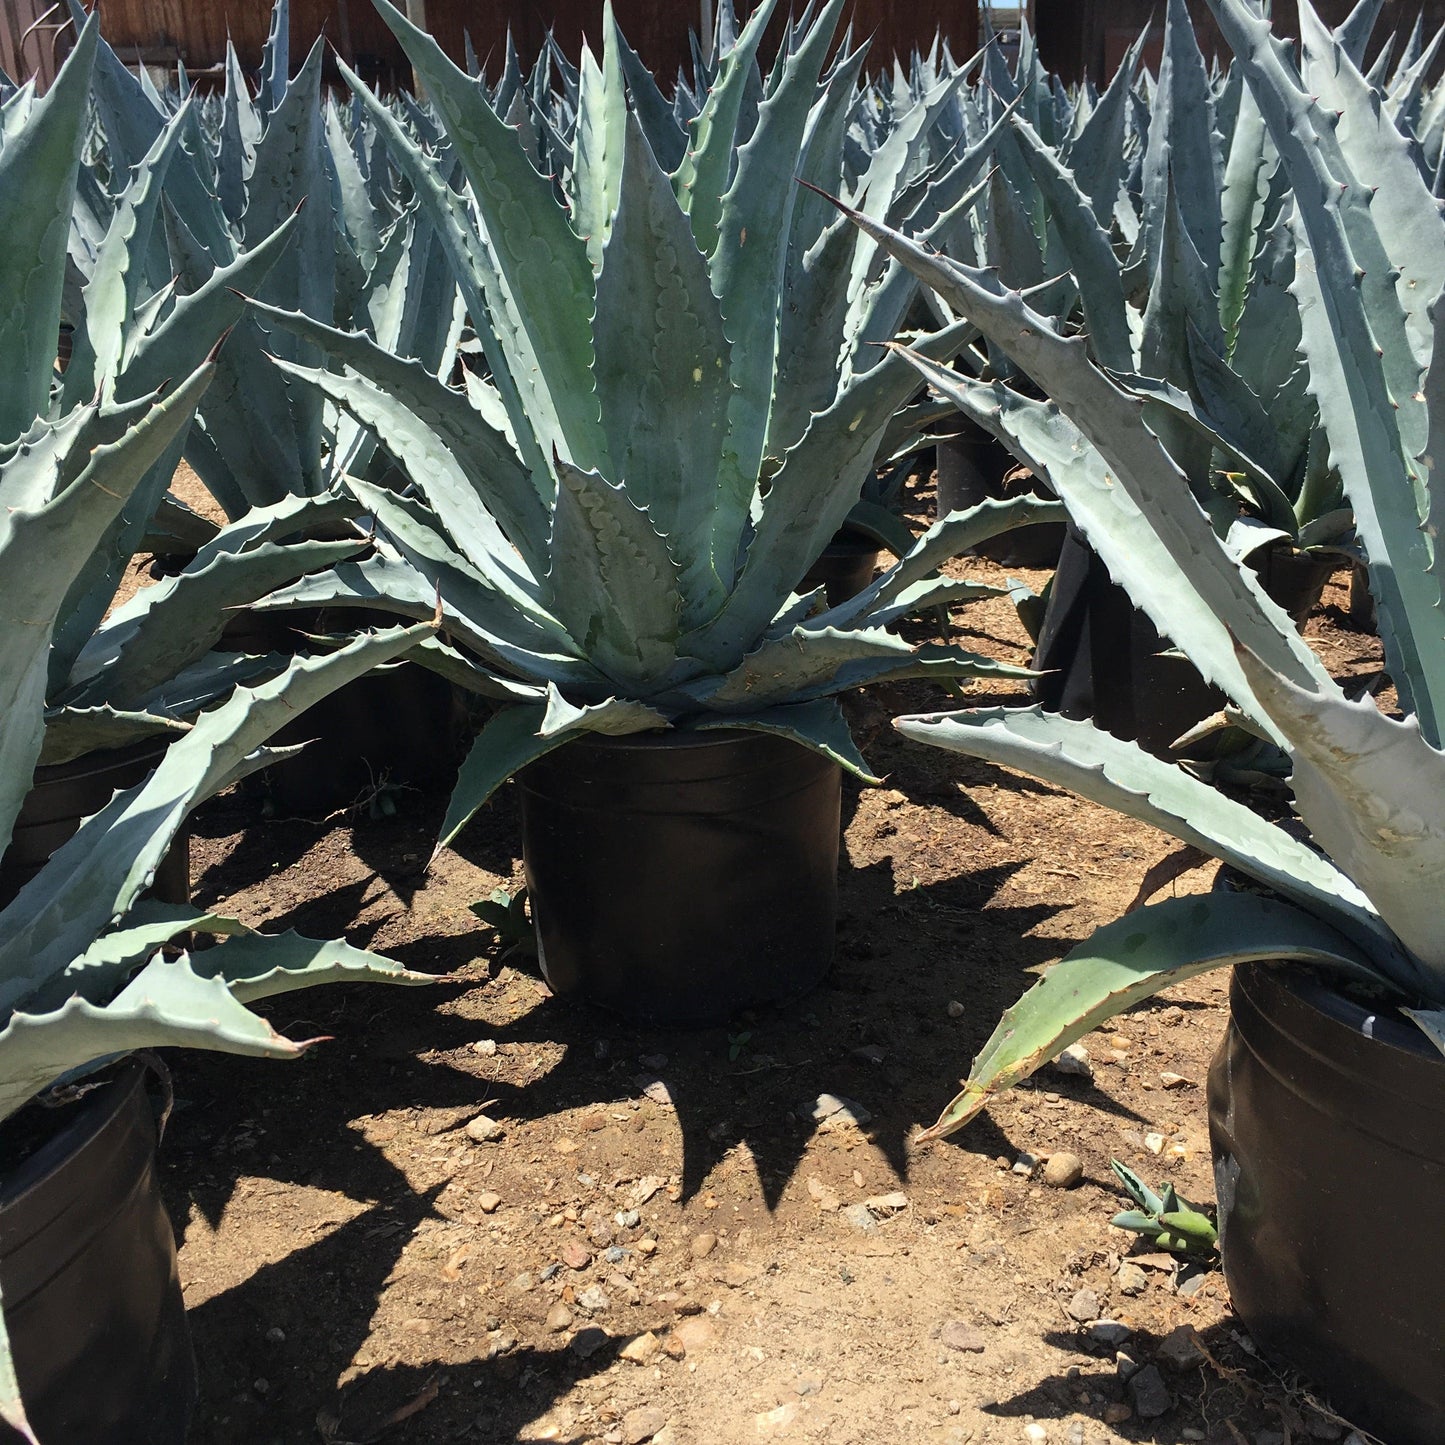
250,0,1061,850
68,0,465,523
833,0,1445,1140
3,15,373,767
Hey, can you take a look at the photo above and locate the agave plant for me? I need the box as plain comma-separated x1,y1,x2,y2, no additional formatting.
0,15,379,772
241,0,1063,848
70,0,464,526
823,0,1445,1141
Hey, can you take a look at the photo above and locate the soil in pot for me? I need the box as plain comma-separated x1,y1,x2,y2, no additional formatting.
1208,962,1445,1445
516,728,841,1027
0,1064,195,1445
799,529,882,607
934,429,1065,569
0,739,189,909
222,607,465,816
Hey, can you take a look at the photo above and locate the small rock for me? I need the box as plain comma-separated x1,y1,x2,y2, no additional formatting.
1128,1363,1172,1419
1024,1427,1048,1444
865,1190,909,1213
630,1176,666,1205
1051,1043,1093,1078
1043,1152,1084,1189
1182,1431,1207,1442
1160,1006,1185,1025
809,1093,873,1130
560,1239,591,1270
604,1246,628,1264
545,1303,573,1332
690,1231,718,1258
621,1405,668,1444
615,1209,642,1229
839,1203,878,1235
620,1331,662,1364
1089,1320,1132,1347
717,1260,760,1288
1066,1288,1100,1323
569,1326,608,1359
755,1402,802,1438
1160,1071,1193,1089
1342,1434,1370,1445
670,1315,718,1355
539,1263,562,1281
1102,1402,1132,1425
511,1272,535,1292
576,1285,612,1314
1115,1262,1148,1296
641,1079,675,1109
947,1000,965,1018
264,1327,286,1344
806,1176,841,1212
852,1044,886,1064
1158,1324,1206,1371
1143,1132,1166,1155
471,1039,498,1056
792,1375,824,1397
1177,1269,1216,1299
940,1320,987,1353
553,1136,578,1154
478,1191,502,1214
637,1237,659,1255
464,1113,504,1143
652,1430,679,1445
1305,1421,1344,1442
1066,1425,1085,1445
1013,1152,1041,1177
1115,1344,1144,1381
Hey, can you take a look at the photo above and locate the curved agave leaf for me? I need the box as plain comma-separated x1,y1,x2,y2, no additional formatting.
690,697,879,780
918,891,1379,1142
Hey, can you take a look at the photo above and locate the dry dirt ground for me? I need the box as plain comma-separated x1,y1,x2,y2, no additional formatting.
151,474,1384,1445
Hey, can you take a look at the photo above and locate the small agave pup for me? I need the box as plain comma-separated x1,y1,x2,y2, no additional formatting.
830,0,1445,1435
248,0,1059,1018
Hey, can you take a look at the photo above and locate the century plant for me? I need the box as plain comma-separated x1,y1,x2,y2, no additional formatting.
0,16,379,768
244,0,1062,848
69,0,465,526
825,0,1445,1139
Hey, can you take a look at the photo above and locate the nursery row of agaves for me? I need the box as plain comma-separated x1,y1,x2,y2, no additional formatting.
1,0,1443,1437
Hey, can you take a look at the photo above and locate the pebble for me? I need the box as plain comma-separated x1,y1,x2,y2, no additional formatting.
793,1375,824,1397
539,1263,562,1282
471,1039,498,1056
510,1272,535,1292
1143,1132,1166,1155
755,1403,802,1438
690,1231,718,1258
604,1246,628,1264
1115,1262,1148,1296
620,1331,662,1364
940,1321,987,1353
1182,1431,1206,1442
839,1203,878,1235
615,1209,642,1229
569,1326,608,1358
576,1285,611,1314
1088,1320,1132,1347
1128,1363,1172,1418
621,1405,668,1444
1102,1402,1132,1424
1160,1071,1193,1089
545,1303,573,1332
560,1240,591,1270
478,1192,502,1214
1066,1425,1085,1445
866,1191,909,1213
670,1315,718,1354
1115,1344,1143,1381
1066,1288,1100,1323
1052,1044,1093,1078
1013,1152,1041,1177
1024,1426,1048,1444
1042,1152,1083,1189
806,1176,841,1212
1160,1006,1185,1025
947,1000,966,1018
1158,1325,1206,1371
464,1113,504,1143
809,1093,873,1129
637,1238,658,1255
1177,1269,1214,1299
641,1079,675,1109
264,1327,286,1344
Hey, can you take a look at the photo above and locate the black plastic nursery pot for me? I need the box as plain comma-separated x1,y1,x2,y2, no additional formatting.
0,1064,195,1445
1033,527,1339,755
516,728,842,1026
934,429,1065,569
0,739,188,909
1208,963,1445,1444
799,528,882,607
222,607,464,814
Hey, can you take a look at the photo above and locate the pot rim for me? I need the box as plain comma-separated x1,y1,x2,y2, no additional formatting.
0,1063,146,1211
1239,961,1441,1064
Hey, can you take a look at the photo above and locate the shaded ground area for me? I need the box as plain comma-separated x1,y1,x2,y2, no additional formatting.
162,477,1379,1445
